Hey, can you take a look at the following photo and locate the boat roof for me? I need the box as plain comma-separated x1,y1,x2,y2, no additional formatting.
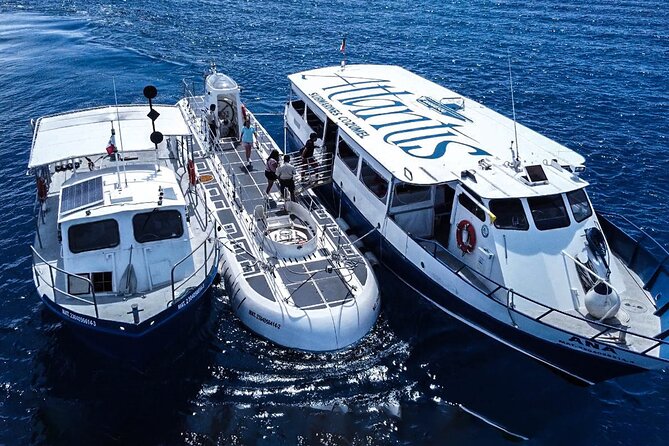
29,105,190,169
57,166,186,224
288,64,586,188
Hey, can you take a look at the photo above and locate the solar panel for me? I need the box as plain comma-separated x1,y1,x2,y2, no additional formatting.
60,176,104,214
525,165,548,183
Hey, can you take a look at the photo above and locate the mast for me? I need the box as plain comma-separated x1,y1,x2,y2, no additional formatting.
507,54,521,172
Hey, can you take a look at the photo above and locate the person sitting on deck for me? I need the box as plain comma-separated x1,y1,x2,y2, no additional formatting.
276,154,296,202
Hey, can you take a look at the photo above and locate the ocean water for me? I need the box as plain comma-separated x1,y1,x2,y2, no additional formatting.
1,1,668,445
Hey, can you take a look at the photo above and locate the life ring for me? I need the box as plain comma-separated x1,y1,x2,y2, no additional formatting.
241,104,248,122
187,160,197,185
456,219,476,254
36,177,48,202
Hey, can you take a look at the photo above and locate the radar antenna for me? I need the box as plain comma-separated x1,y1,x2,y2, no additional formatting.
508,54,521,172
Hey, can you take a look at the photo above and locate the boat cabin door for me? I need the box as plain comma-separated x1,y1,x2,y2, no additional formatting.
449,185,496,277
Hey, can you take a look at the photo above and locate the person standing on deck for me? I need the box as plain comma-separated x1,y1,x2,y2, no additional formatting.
264,149,280,194
205,104,218,146
301,132,319,179
276,154,296,202
240,118,256,169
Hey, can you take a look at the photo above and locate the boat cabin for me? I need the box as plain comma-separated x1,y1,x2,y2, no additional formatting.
286,65,606,314
57,166,193,296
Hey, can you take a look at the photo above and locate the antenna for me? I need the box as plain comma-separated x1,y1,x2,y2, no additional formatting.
113,78,128,187
507,53,521,171
143,85,164,173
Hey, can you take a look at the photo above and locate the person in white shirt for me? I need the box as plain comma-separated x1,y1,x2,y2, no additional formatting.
275,154,296,201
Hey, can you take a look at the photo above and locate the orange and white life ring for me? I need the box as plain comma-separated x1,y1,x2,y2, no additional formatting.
187,160,197,185
456,219,476,254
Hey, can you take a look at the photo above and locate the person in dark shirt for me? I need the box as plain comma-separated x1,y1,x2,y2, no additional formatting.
301,132,319,178
264,149,280,194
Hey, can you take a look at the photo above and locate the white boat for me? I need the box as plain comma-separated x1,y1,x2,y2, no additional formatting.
28,88,221,359
176,66,380,351
284,64,669,383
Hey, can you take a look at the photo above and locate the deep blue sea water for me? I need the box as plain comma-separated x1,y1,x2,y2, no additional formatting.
1,1,668,444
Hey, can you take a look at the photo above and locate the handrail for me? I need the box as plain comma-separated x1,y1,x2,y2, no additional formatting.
560,250,619,294
598,210,669,258
30,245,99,318
170,212,219,304
410,235,669,355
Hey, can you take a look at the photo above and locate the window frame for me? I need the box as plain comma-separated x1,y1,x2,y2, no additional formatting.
132,209,185,244
305,106,325,138
566,188,593,223
457,188,486,222
489,198,530,231
337,137,360,173
291,99,305,116
68,219,120,254
527,194,571,231
391,182,432,209
360,159,389,202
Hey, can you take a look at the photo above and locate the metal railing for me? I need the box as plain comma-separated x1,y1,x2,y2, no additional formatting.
290,151,334,190
30,246,100,318
170,210,220,305
411,229,669,358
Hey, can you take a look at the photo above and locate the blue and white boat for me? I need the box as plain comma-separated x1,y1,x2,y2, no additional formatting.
285,64,669,383
28,90,221,359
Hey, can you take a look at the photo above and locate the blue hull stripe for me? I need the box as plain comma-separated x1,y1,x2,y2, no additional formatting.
39,267,218,342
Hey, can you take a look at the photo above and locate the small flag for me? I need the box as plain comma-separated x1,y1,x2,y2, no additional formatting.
339,37,346,54
106,128,117,155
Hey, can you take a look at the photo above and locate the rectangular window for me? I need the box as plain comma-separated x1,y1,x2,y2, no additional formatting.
323,118,338,152
566,189,593,223
337,138,360,173
360,160,389,201
392,183,431,207
92,271,113,293
68,219,120,254
305,106,324,138
490,198,529,230
527,194,571,230
68,273,90,295
291,99,305,116
457,188,486,222
133,210,184,243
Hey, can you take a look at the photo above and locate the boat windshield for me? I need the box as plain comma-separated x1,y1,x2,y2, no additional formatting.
132,210,184,243
68,219,120,254
489,198,529,230
566,189,593,223
527,194,571,230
